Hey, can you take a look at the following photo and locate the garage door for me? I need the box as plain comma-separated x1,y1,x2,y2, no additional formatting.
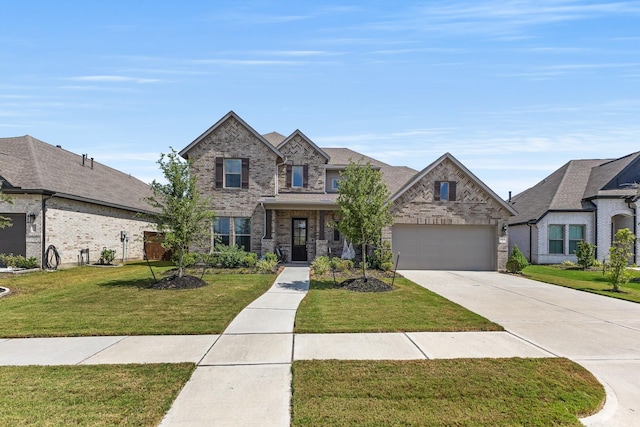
392,224,496,270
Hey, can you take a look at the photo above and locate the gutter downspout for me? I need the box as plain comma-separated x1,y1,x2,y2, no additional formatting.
41,193,55,269
275,157,288,196
527,219,535,263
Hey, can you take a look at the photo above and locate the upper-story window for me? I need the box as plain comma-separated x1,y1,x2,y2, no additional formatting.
332,178,340,191
292,166,304,188
225,159,242,188
215,157,249,189
434,181,457,201
286,164,308,189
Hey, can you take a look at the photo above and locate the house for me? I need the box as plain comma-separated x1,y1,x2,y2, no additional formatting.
508,152,640,264
0,135,158,268
180,111,516,270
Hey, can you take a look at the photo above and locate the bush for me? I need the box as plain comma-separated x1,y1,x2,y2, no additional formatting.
607,228,636,292
506,245,528,273
372,241,393,270
256,257,278,273
264,252,278,263
311,256,331,275
99,248,117,265
330,257,346,272
0,253,39,269
174,252,199,268
215,244,247,268
380,261,394,272
243,252,258,268
561,260,576,268
575,240,597,270
342,259,354,270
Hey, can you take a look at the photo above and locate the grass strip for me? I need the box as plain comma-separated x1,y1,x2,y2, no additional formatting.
0,262,275,337
524,265,640,303
0,363,194,426
292,358,604,426
295,276,501,333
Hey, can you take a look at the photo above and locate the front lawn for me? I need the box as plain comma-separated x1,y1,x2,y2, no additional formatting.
0,262,275,337
292,358,604,426
294,276,502,333
0,363,194,426
523,265,640,303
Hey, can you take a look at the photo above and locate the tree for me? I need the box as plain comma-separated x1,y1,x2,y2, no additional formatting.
607,228,636,292
575,240,596,270
0,188,12,229
337,161,393,280
145,148,215,278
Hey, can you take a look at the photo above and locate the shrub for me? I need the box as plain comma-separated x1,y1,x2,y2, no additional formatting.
380,261,394,272
216,244,247,268
175,252,199,268
330,257,346,272
576,240,597,270
506,245,528,273
561,260,576,268
0,253,39,269
99,248,117,265
256,257,278,273
264,252,278,263
311,256,331,275
372,241,393,270
243,252,258,268
342,259,354,270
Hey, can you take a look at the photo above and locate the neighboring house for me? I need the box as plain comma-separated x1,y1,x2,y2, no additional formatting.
180,111,516,270
0,136,157,268
508,152,640,265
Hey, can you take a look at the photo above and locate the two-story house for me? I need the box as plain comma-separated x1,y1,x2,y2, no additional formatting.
179,111,516,270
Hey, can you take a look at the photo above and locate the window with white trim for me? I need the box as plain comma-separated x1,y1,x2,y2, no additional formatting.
234,217,251,251
292,165,304,188
214,217,230,246
224,159,242,188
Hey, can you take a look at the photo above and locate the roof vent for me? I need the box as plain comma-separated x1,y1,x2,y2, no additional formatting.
56,145,62,148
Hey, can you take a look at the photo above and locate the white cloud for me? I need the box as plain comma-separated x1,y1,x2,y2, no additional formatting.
66,75,164,84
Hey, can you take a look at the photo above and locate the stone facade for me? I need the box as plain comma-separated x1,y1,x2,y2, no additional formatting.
277,133,327,192
0,194,155,268
390,157,511,269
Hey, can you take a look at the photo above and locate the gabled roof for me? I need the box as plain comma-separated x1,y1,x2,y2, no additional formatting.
277,129,331,162
390,152,517,215
509,151,640,225
262,131,286,146
0,135,155,213
179,111,284,160
322,147,417,195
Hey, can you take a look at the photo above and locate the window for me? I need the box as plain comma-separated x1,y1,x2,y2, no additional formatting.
224,159,242,188
333,221,341,241
434,181,456,201
235,217,251,251
332,178,340,190
549,225,564,254
214,217,230,246
569,225,585,254
292,165,304,188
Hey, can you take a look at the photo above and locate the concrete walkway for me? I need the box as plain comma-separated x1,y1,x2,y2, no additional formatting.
401,270,640,427
0,267,630,425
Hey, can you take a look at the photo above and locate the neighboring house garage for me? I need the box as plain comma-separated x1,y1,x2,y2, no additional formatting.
392,224,496,270
0,213,26,258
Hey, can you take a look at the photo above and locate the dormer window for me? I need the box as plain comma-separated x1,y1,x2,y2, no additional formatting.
435,181,457,201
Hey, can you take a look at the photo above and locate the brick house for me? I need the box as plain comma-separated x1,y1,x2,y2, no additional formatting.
180,111,515,270
0,135,157,268
508,152,640,264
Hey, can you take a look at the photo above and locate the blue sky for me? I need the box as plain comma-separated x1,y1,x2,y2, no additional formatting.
1,1,639,198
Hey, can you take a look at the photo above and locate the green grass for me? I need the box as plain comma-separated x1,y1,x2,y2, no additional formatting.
292,358,605,426
0,363,194,426
0,262,275,337
294,276,502,333
523,265,640,303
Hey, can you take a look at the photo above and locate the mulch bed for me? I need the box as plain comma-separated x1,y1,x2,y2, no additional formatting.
336,277,394,292
148,274,209,290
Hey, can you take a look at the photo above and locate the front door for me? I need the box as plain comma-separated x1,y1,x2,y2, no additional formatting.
291,218,308,261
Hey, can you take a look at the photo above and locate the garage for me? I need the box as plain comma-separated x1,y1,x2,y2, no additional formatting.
392,224,496,270
0,213,27,263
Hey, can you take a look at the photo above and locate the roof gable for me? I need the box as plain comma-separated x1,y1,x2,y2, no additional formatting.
391,152,516,215
179,111,284,160
0,135,155,213
584,151,640,198
277,130,330,162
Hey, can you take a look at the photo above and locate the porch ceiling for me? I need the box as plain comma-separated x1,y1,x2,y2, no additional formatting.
259,194,339,210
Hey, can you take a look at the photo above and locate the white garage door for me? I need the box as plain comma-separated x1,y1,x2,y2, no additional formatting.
392,224,496,270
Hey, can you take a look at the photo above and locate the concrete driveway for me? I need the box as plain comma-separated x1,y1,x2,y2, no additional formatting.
400,270,640,427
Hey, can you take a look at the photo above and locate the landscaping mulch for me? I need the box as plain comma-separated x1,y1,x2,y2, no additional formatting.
337,277,394,292
148,274,209,290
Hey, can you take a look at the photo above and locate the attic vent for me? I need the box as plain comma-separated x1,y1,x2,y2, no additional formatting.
82,154,94,169
56,145,62,148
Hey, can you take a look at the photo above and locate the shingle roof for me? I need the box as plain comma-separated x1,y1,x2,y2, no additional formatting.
262,131,286,146
509,153,640,225
0,135,156,213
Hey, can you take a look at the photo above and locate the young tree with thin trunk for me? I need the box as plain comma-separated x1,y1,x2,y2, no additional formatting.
0,187,12,229
145,148,215,278
607,228,636,292
337,161,393,280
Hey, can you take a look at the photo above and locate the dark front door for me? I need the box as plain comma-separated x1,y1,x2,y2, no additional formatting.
291,218,308,261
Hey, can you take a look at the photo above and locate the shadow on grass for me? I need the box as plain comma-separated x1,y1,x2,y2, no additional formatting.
96,277,158,289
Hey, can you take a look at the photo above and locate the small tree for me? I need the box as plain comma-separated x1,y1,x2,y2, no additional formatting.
0,188,12,229
145,148,215,278
337,161,393,280
607,228,636,292
506,244,528,273
575,240,596,270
